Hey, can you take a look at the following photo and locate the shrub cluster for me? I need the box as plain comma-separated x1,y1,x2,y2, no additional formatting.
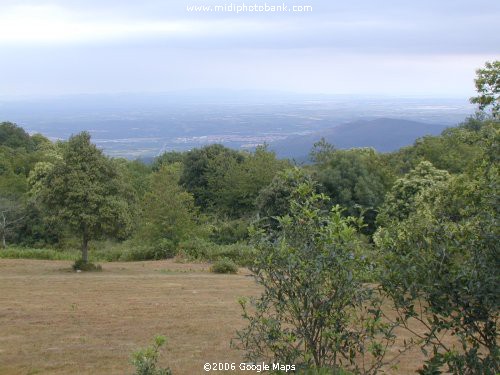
178,237,253,266
210,258,238,274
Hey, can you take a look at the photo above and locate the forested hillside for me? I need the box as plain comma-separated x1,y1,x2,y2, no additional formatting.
1,115,495,251
271,118,449,159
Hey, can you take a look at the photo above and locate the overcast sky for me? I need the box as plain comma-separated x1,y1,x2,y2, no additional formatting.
0,0,499,98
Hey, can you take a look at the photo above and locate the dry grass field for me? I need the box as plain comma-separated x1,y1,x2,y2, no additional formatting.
0,259,436,374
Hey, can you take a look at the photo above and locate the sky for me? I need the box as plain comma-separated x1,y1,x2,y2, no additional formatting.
0,0,499,98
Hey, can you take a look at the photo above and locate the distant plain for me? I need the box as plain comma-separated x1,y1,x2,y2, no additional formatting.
0,93,474,159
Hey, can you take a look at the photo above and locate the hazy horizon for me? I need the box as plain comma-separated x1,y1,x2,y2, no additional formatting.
0,93,475,159
0,89,476,102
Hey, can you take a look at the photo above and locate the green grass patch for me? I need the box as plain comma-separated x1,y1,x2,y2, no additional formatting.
0,238,256,266
0,247,80,261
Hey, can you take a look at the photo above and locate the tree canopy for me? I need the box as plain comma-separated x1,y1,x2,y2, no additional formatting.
0,122,35,151
179,144,244,209
470,60,499,119
136,163,198,250
376,121,499,374
31,132,134,262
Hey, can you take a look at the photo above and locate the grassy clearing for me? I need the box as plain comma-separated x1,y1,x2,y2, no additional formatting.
0,259,256,375
0,259,447,374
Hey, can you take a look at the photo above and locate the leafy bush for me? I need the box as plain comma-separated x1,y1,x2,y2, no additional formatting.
235,180,398,373
209,218,249,244
85,239,176,262
87,240,129,261
376,122,500,374
90,246,123,262
131,335,172,375
72,259,102,272
149,239,177,259
210,258,238,274
121,240,177,261
178,237,253,266
176,237,214,260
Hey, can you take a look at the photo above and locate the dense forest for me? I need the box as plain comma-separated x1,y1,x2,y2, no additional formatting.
1,109,497,258
1,115,495,253
0,62,498,374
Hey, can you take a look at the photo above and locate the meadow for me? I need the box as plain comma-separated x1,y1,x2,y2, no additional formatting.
0,259,257,374
0,259,447,375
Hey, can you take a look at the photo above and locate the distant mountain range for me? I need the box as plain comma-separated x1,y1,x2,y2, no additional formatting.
270,118,450,160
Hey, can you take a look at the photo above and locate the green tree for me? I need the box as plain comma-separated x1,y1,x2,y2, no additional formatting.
0,196,24,248
385,116,491,176
470,61,499,119
114,159,152,200
311,142,393,234
137,163,198,249
179,144,244,209
0,122,35,151
312,146,391,212
235,179,398,373
32,132,133,263
256,167,320,228
0,139,30,248
376,122,499,374
152,151,186,171
208,145,288,217
0,124,62,247
376,161,449,226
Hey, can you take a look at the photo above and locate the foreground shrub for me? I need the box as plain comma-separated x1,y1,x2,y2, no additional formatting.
131,335,172,375
376,153,500,374
210,258,238,274
72,259,102,272
234,181,399,373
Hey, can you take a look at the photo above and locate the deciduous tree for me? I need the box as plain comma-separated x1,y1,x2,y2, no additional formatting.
376,122,499,374
32,132,133,263
470,61,499,119
137,163,198,249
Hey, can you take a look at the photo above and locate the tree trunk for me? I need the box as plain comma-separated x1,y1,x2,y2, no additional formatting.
82,231,89,263
1,212,6,249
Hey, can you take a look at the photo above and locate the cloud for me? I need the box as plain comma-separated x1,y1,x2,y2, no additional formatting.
0,5,198,44
0,0,498,97
1,1,498,55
